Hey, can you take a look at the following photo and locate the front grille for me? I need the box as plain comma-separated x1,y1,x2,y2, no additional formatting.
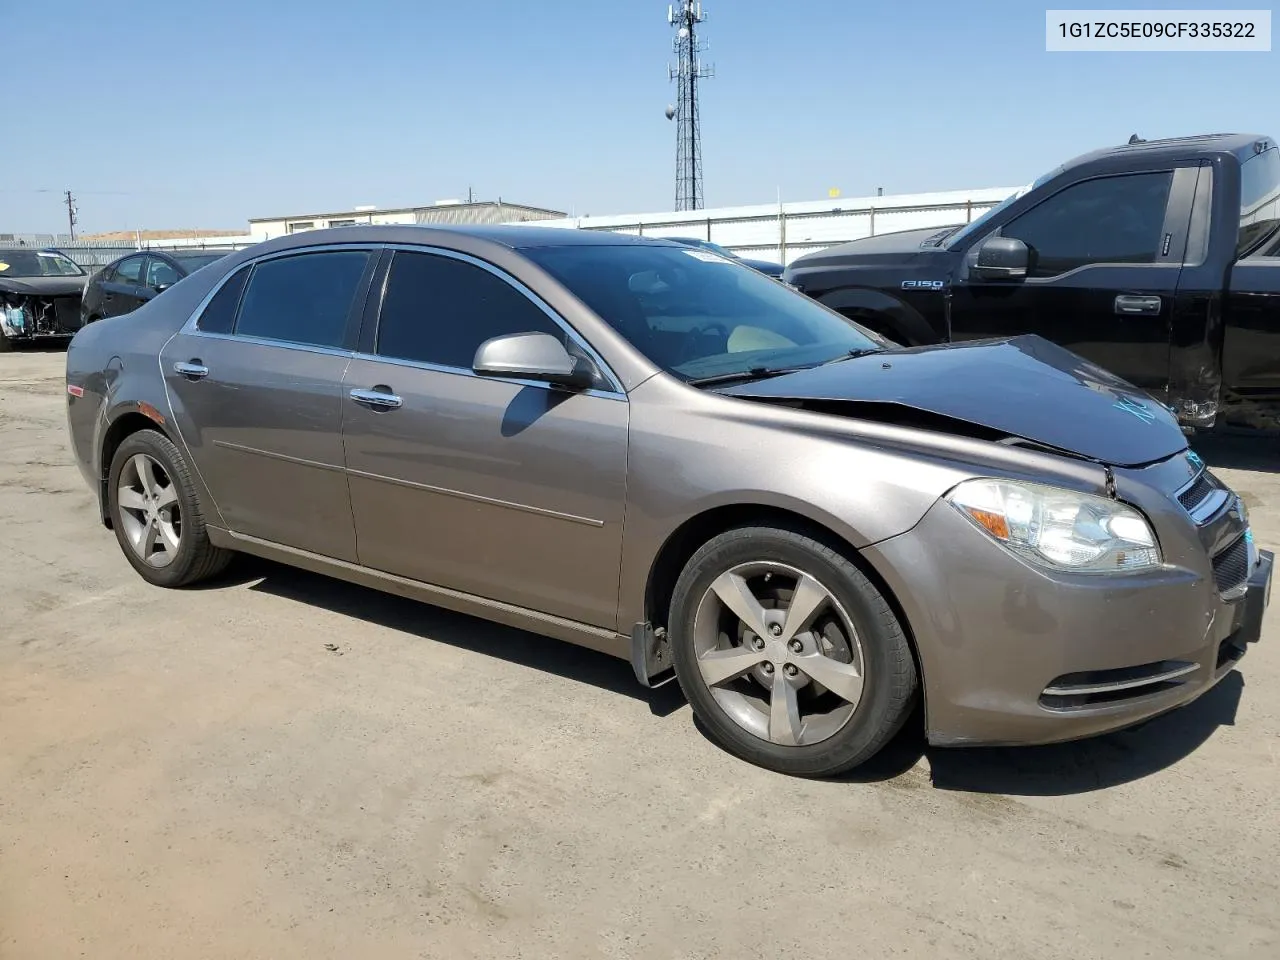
1212,534,1250,596
1177,471,1216,511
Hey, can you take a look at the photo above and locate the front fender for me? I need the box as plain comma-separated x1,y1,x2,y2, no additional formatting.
816,286,940,346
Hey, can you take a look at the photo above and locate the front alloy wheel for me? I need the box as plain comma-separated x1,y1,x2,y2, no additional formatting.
670,525,918,777
693,562,865,747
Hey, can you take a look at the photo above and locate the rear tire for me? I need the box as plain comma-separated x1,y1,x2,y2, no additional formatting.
669,525,917,777
106,428,233,587
0,334,13,353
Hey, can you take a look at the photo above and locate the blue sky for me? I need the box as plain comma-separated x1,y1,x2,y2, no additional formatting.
3,0,1275,233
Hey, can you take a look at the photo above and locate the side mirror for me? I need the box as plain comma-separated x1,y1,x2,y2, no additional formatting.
153,282,172,293
473,332,594,389
972,236,1029,281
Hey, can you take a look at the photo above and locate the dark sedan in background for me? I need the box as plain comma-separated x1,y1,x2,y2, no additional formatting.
664,236,785,277
81,249,230,324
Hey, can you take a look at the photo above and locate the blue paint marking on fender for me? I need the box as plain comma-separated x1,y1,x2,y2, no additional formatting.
1113,396,1159,424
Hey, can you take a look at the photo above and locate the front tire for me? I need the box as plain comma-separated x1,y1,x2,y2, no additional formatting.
669,525,917,777
106,428,232,587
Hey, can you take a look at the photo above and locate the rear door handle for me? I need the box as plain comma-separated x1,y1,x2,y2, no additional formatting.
173,360,209,379
350,387,402,410
1114,295,1162,316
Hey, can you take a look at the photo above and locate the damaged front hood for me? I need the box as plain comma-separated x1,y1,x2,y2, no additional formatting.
720,335,1188,468
0,276,87,297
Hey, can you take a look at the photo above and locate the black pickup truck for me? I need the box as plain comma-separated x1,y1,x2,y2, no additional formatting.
783,133,1280,430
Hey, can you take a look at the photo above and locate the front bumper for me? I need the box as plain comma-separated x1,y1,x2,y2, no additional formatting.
863,499,1272,748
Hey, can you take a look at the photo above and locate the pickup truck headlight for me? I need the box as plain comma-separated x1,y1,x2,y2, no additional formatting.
945,478,1161,574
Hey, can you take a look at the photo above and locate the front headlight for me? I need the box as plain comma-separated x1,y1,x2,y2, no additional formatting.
945,478,1161,574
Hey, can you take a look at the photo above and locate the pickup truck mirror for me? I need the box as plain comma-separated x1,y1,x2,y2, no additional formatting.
972,236,1029,281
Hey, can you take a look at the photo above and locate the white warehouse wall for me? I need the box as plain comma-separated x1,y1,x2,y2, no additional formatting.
519,185,1021,265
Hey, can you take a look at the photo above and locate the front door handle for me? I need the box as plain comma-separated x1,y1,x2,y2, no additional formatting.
173,360,209,379
350,387,402,410
1114,294,1162,316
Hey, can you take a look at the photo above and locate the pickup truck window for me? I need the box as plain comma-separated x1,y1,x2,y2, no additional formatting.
1001,172,1173,278
1238,147,1280,257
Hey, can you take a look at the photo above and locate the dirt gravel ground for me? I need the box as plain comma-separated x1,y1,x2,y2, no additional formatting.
2,348,1279,960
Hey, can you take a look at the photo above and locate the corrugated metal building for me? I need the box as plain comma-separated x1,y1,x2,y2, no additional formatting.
248,199,566,241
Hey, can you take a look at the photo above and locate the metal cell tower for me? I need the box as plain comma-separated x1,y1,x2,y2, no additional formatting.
665,1,714,211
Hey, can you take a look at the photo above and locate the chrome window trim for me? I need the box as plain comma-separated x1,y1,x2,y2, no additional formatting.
175,240,628,397
379,242,627,397
186,329,356,360
348,350,624,402
179,242,386,337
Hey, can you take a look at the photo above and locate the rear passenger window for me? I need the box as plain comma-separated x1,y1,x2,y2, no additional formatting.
195,266,250,334
234,251,370,348
376,250,563,368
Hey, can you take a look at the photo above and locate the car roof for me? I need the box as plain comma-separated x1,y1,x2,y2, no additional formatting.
1061,132,1273,173
245,223,681,259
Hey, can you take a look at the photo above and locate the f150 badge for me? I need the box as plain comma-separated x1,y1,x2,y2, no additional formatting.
901,280,947,290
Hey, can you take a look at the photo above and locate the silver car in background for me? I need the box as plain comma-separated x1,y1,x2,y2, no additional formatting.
64,225,1272,776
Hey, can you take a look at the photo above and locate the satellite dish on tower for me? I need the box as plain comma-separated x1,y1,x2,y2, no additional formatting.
677,26,689,39
664,104,676,120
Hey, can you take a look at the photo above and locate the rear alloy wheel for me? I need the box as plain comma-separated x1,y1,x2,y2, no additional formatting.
670,526,917,777
107,428,232,587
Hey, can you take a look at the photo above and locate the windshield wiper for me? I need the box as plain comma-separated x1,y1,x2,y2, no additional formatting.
688,349,882,387
686,366,798,387
824,347,882,364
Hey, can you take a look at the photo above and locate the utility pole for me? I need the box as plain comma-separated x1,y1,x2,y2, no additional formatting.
63,190,78,240
665,1,714,212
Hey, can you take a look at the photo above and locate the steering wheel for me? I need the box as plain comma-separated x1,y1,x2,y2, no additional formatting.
673,322,730,366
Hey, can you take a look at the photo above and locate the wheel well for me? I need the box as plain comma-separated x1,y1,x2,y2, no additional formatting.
643,503,926,710
838,307,908,345
98,413,169,528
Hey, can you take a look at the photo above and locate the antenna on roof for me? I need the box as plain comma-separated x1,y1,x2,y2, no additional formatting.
1128,133,1144,145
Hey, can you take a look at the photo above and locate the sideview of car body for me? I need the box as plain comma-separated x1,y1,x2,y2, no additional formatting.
63,225,1272,776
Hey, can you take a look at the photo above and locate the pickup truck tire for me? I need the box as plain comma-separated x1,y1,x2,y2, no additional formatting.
0,334,13,353
669,525,918,777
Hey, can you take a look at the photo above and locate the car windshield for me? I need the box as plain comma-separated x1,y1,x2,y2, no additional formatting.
525,243,883,381
0,249,85,278
947,167,1063,246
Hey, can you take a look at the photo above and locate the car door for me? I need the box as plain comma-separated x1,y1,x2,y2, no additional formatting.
340,247,629,630
947,169,1191,393
100,254,148,317
160,246,379,561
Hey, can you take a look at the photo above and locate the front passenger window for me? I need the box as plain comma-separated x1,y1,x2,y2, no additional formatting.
375,250,565,368
1001,172,1173,277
